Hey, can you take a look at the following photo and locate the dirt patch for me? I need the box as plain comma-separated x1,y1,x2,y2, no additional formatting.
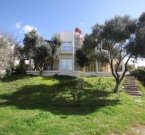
131,125,145,135
110,125,145,135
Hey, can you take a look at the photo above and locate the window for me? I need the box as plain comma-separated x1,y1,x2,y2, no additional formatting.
60,59,73,71
61,42,73,52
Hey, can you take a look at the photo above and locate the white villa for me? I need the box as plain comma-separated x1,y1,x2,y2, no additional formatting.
27,28,123,76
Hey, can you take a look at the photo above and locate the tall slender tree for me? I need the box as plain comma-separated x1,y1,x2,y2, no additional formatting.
23,29,40,69
32,42,50,75
45,36,61,70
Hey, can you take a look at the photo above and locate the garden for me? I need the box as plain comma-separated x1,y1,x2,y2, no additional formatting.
0,75,145,135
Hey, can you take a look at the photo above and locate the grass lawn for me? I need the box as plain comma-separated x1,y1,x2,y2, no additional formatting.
0,75,145,135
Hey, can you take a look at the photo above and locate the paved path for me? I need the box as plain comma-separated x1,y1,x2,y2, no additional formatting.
124,76,141,96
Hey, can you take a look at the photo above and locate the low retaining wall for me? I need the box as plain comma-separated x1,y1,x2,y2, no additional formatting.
26,71,60,76
26,70,121,77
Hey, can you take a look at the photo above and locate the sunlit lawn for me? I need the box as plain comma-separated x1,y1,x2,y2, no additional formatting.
0,75,145,135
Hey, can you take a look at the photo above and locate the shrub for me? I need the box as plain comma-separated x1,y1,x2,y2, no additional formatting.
95,78,114,91
13,59,26,75
68,78,85,103
130,69,145,82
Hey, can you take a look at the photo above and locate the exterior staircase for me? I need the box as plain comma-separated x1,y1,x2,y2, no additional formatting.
124,76,141,96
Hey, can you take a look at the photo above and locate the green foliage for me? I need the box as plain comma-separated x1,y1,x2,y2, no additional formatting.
45,36,61,70
33,44,50,73
47,36,61,56
13,59,26,75
130,69,145,82
95,78,113,91
75,48,89,68
128,12,145,58
68,78,85,102
135,29,145,58
83,34,97,49
0,75,145,135
101,16,136,42
95,52,109,66
75,35,98,69
23,30,39,55
91,16,137,93
138,12,145,26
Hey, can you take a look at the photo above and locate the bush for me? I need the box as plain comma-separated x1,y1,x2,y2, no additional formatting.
68,78,85,103
13,59,26,75
130,69,145,82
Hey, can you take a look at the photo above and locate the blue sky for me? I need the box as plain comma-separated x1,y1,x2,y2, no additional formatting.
1,0,145,41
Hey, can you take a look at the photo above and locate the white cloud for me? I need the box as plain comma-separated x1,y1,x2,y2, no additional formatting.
22,25,37,33
15,21,38,34
15,21,22,29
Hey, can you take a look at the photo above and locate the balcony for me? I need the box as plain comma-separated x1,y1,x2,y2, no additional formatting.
60,42,73,54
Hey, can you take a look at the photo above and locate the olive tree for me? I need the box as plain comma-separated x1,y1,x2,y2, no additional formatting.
75,35,97,71
23,29,40,69
0,33,15,78
88,16,137,93
32,41,50,75
45,36,61,70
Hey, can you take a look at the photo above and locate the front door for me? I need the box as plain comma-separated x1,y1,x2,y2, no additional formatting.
59,59,73,71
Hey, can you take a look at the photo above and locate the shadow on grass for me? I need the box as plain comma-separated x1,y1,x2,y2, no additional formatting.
0,81,120,115
1,74,35,82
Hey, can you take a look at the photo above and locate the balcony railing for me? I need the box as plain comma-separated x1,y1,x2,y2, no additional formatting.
60,44,73,53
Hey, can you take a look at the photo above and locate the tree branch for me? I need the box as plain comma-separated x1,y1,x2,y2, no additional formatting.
110,60,117,80
120,54,132,82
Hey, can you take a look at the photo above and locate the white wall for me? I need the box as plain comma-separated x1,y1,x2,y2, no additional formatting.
60,32,73,42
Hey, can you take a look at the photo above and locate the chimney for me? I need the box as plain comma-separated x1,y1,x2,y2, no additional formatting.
75,27,82,34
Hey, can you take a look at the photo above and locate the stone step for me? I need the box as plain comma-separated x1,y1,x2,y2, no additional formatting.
125,89,139,91
124,75,141,96
125,82,136,83
124,84,136,86
124,86,138,89
125,80,135,81
125,86,137,88
126,87,138,89
125,85,137,86
125,77,135,78
125,80,135,82
127,93,141,96
125,79,135,80
126,90,141,93
124,82,135,84
126,90,140,93
125,85,136,86
125,78,135,80
124,83,136,84
126,91,140,93
128,93,140,95
125,87,138,89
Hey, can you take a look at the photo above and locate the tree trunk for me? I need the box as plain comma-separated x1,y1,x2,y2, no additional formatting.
50,57,53,71
39,70,43,76
114,80,120,93
80,67,85,77
29,57,31,70
80,67,84,72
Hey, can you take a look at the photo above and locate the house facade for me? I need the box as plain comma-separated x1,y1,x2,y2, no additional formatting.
27,28,121,76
